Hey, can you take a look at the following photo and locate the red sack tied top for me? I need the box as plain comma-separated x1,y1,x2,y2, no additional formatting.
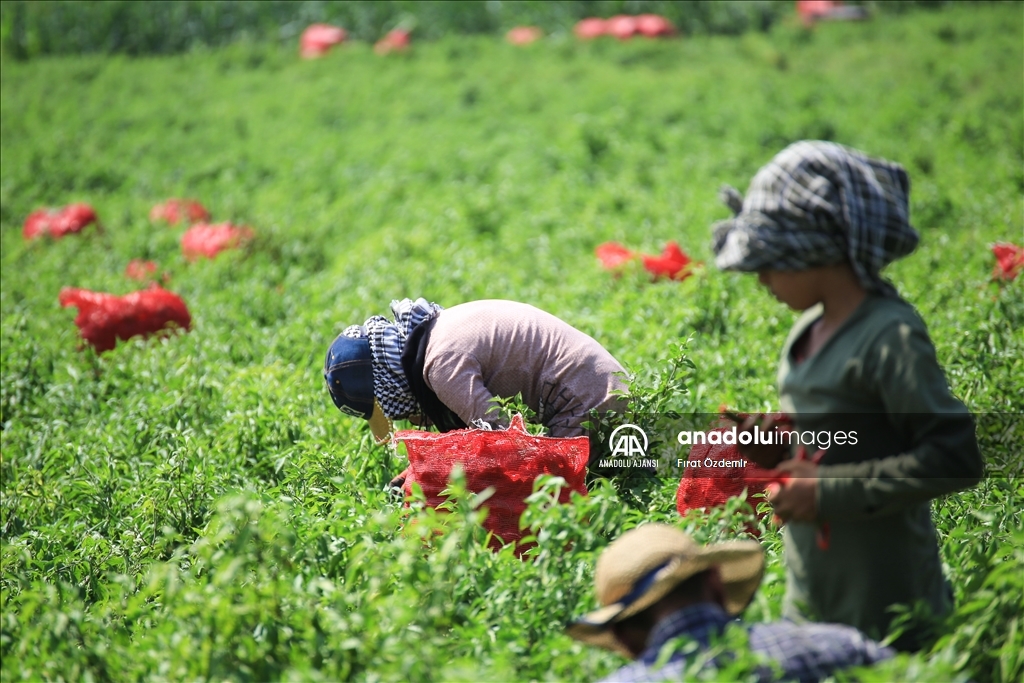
992,243,1024,281
506,26,543,45
596,240,696,281
395,414,588,553
574,18,607,39
606,15,638,40
149,199,210,225
635,14,675,37
59,285,192,353
374,29,411,55
23,203,99,240
300,24,347,59
125,259,160,282
181,222,254,261
676,427,780,534
595,241,636,270
642,241,694,280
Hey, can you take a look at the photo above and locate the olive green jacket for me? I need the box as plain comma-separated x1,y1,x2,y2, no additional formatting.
777,295,983,647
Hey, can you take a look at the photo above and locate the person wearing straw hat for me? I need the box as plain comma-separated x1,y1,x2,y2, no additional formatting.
568,524,893,682
324,297,628,444
710,141,982,651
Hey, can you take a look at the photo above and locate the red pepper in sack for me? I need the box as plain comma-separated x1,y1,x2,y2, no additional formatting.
125,259,159,282
300,24,347,59
992,242,1024,281
59,285,191,353
149,199,210,225
374,29,411,55
395,414,588,553
23,203,99,240
676,427,778,535
595,241,697,281
595,241,636,271
641,241,694,281
181,222,254,261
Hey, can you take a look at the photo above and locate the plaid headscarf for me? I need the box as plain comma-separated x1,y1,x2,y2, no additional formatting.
712,141,919,297
343,298,444,419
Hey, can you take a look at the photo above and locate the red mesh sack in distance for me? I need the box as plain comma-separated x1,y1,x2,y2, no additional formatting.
992,242,1024,281
574,17,607,39
181,222,254,261
23,204,98,240
506,26,542,45
59,285,192,353
642,241,694,281
374,29,410,55
396,414,588,551
125,259,159,281
300,23,347,59
23,209,58,239
606,15,639,40
676,427,779,534
150,199,210,225
595,241,636,271
51,203,98,237
636,14,675,37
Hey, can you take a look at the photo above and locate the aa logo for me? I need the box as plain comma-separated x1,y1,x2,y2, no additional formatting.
609,424,648,458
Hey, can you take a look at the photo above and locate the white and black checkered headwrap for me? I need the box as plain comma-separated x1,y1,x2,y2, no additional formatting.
343,298,443,419
712,141,919,297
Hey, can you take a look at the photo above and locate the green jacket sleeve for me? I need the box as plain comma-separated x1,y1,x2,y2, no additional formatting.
817,320,983,520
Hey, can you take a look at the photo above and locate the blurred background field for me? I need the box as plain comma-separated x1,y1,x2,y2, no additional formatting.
0,0,945,59
1,2,1022,681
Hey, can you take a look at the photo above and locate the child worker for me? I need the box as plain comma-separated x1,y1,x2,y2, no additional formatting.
711,140,983,651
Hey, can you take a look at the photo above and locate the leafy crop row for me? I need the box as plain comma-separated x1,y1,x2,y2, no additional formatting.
1,4,1021,681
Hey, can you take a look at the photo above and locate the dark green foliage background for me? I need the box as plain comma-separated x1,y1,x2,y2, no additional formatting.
2,0,788,59
1,3,1022,681
1,1,957,59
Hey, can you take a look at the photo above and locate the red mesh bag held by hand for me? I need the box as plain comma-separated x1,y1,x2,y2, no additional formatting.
676,428,778,534
59,285,192,353
396,415,588,552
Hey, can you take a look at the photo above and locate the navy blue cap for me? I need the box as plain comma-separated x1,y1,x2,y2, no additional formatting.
324,330,375,420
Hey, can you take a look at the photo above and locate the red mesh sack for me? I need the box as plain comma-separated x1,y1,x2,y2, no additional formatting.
150,199,210,225
992,242,1024,281
300,24,347,59
642,241,694,281
374,29,411,55
125,259,159,281
59,285,192,353
596,241,636,271
181,222,254,261
574,18,607,39
396,414,588,551
636,14,675,37
23,203,98,240
606,15,638,40
676,427,779,532
596,241,697,281
506,26,542,45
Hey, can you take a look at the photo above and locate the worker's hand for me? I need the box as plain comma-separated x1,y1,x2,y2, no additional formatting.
729,412,794,469
386,469,409,503
766,459,819,524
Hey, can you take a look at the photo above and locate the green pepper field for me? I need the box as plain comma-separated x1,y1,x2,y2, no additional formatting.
1,3,1022,681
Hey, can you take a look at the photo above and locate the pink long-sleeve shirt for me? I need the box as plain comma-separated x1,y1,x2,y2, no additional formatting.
423,300,628,437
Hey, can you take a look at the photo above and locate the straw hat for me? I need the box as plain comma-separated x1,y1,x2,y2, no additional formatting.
566,524,764,655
